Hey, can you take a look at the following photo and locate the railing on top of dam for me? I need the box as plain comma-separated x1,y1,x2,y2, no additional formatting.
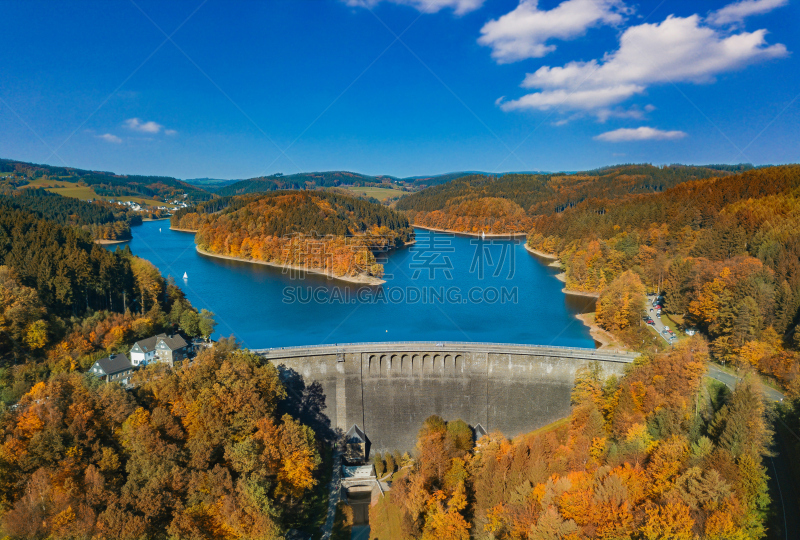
252,341,639,363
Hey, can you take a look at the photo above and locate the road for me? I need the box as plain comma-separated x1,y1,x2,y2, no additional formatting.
704,363,797,540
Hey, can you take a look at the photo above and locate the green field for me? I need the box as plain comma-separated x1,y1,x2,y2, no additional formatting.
20,178,175,208
346,185,406,200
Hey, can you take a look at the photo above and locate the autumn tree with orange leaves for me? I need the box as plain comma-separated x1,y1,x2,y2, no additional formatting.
370,340,772,540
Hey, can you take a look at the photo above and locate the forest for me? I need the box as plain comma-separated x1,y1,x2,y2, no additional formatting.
396,165,736,234
0,340,326,540
171,191,414,279
370,341,772,540
526,166,800,382
0,189,139,241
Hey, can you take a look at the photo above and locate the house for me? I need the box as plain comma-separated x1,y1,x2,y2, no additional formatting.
90,353,134,385
130,333,190,367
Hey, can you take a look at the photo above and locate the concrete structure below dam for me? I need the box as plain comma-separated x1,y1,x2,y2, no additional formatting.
254,342,638,452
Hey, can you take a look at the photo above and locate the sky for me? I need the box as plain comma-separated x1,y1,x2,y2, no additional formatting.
0,0,798,178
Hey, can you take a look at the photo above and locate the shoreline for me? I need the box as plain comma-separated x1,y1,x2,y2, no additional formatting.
142,217,171,222
94,238,129,245
195,246,386,285
524,244,600,298
575,313,628,352
413,224,528,238
170,227,198,233
524,243,561,268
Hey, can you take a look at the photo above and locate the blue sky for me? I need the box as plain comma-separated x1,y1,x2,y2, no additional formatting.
0,0,797,178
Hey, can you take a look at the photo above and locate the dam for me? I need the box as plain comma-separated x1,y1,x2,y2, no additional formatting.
255,342,637,451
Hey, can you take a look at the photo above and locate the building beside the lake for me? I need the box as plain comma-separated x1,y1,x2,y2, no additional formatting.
130,333,190,367
90,353,134,385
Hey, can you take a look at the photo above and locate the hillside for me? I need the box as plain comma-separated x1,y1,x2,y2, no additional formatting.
526,165,800,383
0,158,213,204
171,191,413,280
396,164,734,233
215,171,391,196
0,189,139,241
371,343,772,540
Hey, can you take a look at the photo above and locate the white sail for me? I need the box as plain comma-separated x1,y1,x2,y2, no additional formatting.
481,230,485,239
183,272,188,280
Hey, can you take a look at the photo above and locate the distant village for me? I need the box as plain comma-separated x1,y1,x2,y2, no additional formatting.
102,193,191,213
89,332,210,386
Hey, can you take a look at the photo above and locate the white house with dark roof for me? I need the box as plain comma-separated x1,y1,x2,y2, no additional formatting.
130,333,189,367
90,353,134,385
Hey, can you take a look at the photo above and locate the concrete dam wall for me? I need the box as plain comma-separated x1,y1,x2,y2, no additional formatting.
254,342,637,452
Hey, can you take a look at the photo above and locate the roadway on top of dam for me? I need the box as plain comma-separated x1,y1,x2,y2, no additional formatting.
253,341,639,363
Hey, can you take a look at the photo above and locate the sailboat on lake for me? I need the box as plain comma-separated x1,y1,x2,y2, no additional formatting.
183,272,188,280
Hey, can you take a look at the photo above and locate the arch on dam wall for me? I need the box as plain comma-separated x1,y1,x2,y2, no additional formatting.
380,355,388,377
401,354,411,376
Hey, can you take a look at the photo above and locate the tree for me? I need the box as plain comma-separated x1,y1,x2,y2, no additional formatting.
179,309,201,337
596,270,646,333
198,309,217,339
374,452,385,478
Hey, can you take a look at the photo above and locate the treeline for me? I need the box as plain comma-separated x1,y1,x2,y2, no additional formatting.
0,341,324,539
371,341,772,540
216,171,396,196
527,165,800,380
172,191,414,279
0,189,139,240
0,158,213,203
397,165,731,233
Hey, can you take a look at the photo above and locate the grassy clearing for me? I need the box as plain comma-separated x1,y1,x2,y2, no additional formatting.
19,178,175,208
22,178,98,199
346,185,406,200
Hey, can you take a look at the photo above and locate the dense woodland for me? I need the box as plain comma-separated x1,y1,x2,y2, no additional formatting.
0,340,325,540
0,189,139,241
526,166,800,384
215,171,395,196
371,342,772,540
397,165,733,234
171,191,414,279
0,201,217,398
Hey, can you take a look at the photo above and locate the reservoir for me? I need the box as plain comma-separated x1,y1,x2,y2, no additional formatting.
108,221,596,349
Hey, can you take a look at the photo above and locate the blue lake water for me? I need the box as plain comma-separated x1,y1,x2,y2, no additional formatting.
107,221,597,349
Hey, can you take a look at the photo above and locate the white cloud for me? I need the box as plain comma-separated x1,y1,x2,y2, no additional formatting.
479,0,628,63
344,0,483,15
98,133,122,144
594,126,687,141
500,14,787,116
707,0,787,26
124,118,164,134
164,129,178,136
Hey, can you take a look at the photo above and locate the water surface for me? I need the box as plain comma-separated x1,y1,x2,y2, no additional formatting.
108,221,596,349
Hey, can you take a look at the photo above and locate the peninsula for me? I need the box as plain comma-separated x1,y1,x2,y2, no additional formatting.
170,190,413,282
